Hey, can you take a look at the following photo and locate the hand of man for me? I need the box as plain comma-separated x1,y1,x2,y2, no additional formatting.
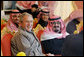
45,53,54,56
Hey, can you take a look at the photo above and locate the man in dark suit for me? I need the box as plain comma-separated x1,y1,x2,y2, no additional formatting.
62,9,83,56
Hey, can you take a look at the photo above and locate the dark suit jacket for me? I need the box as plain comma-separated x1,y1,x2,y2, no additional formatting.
62,31,83,56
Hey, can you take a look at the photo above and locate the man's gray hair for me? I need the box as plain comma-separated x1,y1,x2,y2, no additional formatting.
19,12,33,22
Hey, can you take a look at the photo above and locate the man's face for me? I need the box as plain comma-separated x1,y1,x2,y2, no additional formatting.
12,14,20,24
21,15,33,32
42,13,49,22
31,7,37,12
51,21,61,33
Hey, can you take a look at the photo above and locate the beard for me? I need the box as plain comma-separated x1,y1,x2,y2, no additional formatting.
52,26,61,33
54,29,61,33
14,23,19,28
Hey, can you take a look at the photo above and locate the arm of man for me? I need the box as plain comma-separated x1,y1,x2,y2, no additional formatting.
11,34,31,56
